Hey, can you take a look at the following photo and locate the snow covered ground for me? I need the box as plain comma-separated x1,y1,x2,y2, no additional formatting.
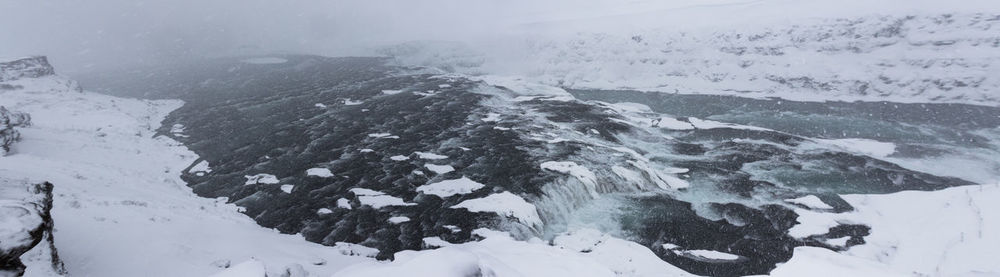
336,183,1000,277
777,184,1000,277
0,74,370,276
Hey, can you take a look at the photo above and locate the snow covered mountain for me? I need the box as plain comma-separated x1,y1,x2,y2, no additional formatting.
379,12,1000,106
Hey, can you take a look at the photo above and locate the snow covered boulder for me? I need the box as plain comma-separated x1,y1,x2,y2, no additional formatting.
0,180,66,276
0,106,31,156
0,56,55,82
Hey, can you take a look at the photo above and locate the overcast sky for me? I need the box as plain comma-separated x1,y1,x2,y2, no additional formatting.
0,0,620,73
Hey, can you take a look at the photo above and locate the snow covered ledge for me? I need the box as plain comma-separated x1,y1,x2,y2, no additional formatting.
0,57,369,277
773,183,1000,276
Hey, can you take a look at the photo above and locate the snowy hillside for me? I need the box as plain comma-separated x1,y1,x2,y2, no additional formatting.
380,4,1000,105
0,57,372,276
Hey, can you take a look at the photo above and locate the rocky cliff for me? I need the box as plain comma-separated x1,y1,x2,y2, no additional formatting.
0,180,66,277
0,56,55,82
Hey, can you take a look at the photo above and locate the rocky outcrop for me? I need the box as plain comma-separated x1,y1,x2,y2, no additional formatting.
0,56,79,94
0,106,31,156
0,56,55,82
0,180,66,276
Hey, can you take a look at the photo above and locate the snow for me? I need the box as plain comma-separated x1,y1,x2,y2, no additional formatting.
367,133,399,139
388,216,410,224
389,155,410,161
169,124,187,137
787,208,842,239
424,164,455,174
349,188,387,196
280,185,294,194
359,148,374,153
416,176,486,197
785,195,833,210
825,236,851,248
611,166,645,187
336,198,352,210
0,75,370,277
414,151,448,160
380,2,1000,106
188,160,211,174
314,103,327,108
540,161,600,198
450,192,542,227
675,249,741,261
443,225,461,233
209,259,266,277
657,171,690,190
381,89,403,95
811,138,897,159
331,183,1000,276
317,208,334,215
244,174,279,185
482,112,501,122
305,167,334,177
336,228,693,277
422,237,452,248
349,188,416,209
769,247,907,277
241,57,288,64
333,229,609,277
655,117,695,130
687,117,770,131
332,242,380,258
343,99,364,105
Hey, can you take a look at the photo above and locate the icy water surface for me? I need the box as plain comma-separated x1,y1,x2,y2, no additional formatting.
81,55,1000,276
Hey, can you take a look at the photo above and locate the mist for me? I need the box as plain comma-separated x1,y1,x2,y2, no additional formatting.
0,0,601,74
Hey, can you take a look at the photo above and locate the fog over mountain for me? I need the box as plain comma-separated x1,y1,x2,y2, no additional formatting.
0,0,576,73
